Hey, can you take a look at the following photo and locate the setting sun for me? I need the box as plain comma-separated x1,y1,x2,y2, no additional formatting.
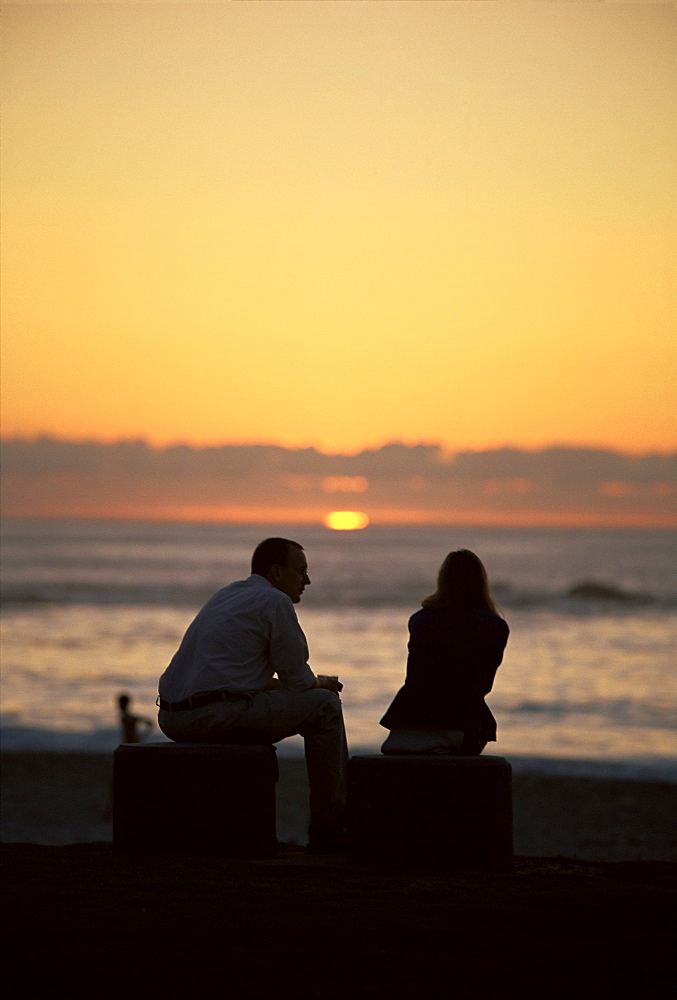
324,511,370,531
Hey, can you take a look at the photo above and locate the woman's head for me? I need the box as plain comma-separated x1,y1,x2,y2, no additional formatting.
422,549,499,614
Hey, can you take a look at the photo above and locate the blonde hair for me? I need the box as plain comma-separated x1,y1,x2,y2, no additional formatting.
421,549,501,615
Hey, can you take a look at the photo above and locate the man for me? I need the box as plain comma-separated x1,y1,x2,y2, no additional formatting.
158,537,348,851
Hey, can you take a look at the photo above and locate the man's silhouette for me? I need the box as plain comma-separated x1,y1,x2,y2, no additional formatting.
157,537,348,851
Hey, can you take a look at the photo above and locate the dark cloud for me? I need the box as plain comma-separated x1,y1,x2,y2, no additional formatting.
2,437,675,523
450,447,676,483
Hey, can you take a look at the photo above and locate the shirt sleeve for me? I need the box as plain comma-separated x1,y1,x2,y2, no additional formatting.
268,597,316,691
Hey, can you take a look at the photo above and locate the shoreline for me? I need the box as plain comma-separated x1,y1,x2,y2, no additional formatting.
2,751,675,862
3,737,675,779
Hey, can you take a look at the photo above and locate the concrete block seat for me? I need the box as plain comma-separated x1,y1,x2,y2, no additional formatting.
348,754,513,871
113,739,278,857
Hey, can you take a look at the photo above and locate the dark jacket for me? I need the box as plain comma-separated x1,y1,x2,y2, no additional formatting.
379,606,509,743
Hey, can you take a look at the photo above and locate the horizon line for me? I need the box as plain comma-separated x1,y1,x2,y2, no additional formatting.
2,433,676,458
2,509,675,530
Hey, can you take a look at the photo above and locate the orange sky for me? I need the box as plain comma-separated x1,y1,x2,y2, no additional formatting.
1,1,675,457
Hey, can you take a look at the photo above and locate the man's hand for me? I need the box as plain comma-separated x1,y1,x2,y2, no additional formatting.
315,674,343,694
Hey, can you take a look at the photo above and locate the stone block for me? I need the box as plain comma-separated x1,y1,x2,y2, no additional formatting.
113,741,278,857
348,754,513,871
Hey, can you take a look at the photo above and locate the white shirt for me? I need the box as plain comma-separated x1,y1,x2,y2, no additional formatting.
159,574,316,702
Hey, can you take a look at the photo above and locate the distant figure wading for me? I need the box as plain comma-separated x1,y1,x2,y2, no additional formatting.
380,549,509,755
157,538,348,852
118,693,154,744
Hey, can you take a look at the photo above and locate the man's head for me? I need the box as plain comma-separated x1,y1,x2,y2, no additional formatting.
251,537,310,603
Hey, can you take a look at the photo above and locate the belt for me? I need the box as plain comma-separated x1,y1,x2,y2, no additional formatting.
157,690,246,713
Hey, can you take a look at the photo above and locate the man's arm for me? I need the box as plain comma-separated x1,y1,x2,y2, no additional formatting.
314,675,343,694
265,675,342,693
268,599,317,691
266,599,343,694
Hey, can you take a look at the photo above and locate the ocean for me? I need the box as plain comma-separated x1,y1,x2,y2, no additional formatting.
1,519,675,780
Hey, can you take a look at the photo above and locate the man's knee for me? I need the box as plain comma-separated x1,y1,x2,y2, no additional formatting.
300,688,343,729
314,688,342,711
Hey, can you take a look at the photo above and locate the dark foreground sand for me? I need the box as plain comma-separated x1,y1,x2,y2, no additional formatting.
4,845,676,998
2,753,676,997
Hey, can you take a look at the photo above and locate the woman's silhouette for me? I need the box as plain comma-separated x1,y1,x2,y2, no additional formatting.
380,549,509,755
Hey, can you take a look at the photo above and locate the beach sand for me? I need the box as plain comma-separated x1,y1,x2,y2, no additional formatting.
2,752,676,997
2,751,676,861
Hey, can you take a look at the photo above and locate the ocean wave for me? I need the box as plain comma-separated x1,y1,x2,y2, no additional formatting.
507,699,676,728
1,579,673,613
565,580,653,602
0,584,217,608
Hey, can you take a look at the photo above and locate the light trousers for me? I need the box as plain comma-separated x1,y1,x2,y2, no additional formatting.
158,688,348,835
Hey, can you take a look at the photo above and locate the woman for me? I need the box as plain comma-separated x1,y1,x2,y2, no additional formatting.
380,549,508,756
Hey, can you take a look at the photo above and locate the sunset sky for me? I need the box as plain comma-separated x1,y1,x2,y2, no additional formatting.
2,2,675,470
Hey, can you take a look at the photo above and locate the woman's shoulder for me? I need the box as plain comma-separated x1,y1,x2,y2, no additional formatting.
408,606,444,628
410,605,508,633
462,607,509,634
